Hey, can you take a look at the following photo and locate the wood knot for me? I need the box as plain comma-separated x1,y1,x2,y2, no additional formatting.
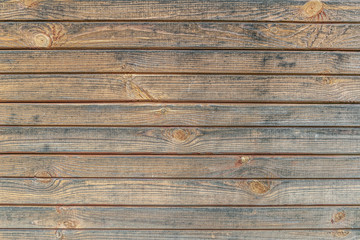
331,230,350,238
35,170,52,178
156,107,169,116
171,129,191,142
269,26,278,34
331,211,346,223
63,220,78,228
322,76,334,85
33,33,51,47
34,171,52,183
301,0,327,21
249,180,271,195
235,156,251,167
55,230,64,239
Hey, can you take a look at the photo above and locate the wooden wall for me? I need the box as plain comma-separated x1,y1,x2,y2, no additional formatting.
0,0,360,239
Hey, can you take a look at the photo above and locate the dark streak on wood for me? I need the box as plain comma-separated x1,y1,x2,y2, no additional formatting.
0,0,360,22
0,50,359,74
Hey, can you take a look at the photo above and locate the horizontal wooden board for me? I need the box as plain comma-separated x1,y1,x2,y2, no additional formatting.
0,127,359,154
0,0,359,22
0,206,358,228
1,22,360,49
0,50,359,74
1,103,360,126
2,179,360,205
2,155,360,178
0,230,357,240
1,74,359,102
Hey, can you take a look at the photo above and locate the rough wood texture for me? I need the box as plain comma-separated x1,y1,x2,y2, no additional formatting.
2,155,360,179
1,22,359,49
0,50,359,74
0,206,358,228
1,74,359,102
3,103,360,126
2,0,360,237
0,0,359,22
1,179,360,205
0,230,357,240
1,127,358,154
2,103,360,126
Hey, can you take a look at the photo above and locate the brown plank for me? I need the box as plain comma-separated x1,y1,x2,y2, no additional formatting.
1,103,360,126
0,230,357,240
1,74,359,102
1,179,360,205
0,206,358,228
0,50,359,74
2,155,360,179
0,127,359,154
0,0,359,22
1,22,360,49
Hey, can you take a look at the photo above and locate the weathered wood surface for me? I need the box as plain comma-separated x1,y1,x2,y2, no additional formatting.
0,0,359,22
2,155,360,179
1,22,360,49
1,127,359,154
1,103,360,126
0,206,357,228
2,0,360,237
1,179,360,205
0,50,359,74
0,230,357,240
1,74,360,103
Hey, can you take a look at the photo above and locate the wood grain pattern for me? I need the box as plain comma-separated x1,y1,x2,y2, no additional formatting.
0,0,359,22
0,50,359,74
1,74,360,102
0,206,358,228
1,127,359,154
2,155,360,178
0,229,357,240
1,22,360,49
1,179,360,205
2,103,360,126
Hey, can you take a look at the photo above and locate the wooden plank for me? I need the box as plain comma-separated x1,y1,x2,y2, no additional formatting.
1,22,360,50
0,230,357,240
1,74,359,102
1,179,360,205
0,50,359,74
2,155,360,179
1,103,360,126
0,127,359,154
0,0,359,22
0,206,358,228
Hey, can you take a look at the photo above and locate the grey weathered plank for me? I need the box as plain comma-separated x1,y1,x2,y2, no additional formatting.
0,230,356,239
2,155,360,178
0,0,359,22
1,179,360,205
0,50,359,74
1,75,359,102
1,22,360,49
0,206,357,228
0,127,359,154
2,103,360,126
